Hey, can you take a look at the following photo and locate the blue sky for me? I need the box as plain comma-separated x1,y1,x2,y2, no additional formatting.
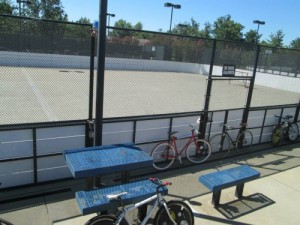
61,0,299,46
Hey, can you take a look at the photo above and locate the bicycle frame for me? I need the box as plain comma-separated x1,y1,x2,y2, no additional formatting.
168,130,198,157
114,192,176,225
219,126,246,149
220,127,235,147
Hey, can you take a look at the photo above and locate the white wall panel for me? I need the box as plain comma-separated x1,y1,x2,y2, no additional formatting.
36,125,85,155
0,130,33,159
102,122,134,145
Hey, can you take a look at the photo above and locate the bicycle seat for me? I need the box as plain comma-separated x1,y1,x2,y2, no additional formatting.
107,191,128,200
284,115,293,120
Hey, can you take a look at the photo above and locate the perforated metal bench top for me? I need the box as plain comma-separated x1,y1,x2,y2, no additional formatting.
64,144,153,178
76,179,168,215
199,165,260,191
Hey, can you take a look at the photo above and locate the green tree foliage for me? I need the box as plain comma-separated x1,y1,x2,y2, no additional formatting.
265,29,285,48
212,15,244,41
0,0,14,14
24,0,67,21
199,22,212,38
172,18,198,35
289,37,300,49
244,29,261,44
171,19,212,38
110,19,150,39
110,19,133,38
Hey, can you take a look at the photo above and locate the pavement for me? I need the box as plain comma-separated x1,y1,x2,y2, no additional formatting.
0,142,300,225
1,67,299,124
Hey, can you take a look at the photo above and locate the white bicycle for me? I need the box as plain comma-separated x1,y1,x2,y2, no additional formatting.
84,178,194,225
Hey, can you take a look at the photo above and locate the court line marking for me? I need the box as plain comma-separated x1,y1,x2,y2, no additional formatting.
22,68,58,121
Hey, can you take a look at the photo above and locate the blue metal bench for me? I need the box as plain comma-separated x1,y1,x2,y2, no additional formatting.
199,165,260,207
76,179,168,215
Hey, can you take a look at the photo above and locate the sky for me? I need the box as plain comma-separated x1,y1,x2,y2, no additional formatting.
61,0,300,46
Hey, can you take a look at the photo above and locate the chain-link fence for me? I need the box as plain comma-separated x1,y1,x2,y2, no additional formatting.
0,15,299,125
0,15,92,125
103,29,213,118
250,46,300,107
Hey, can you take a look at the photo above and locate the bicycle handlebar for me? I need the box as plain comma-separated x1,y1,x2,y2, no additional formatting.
149,177,172,188
274,114,293,120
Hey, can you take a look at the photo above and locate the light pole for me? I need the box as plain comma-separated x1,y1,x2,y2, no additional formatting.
253,20,265,44
16,0,31,16
106,13,115,27
106,13,115,36
164,2,181,33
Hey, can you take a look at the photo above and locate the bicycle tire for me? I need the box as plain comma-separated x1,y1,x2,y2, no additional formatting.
271,126,281,146
210,133,231,158
154,200,194,225
151,142,176,170
288,123,299,141
84,214,128,225
186,139,211,163
236,130,253,152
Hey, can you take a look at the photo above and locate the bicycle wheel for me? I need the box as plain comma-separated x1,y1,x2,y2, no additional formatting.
154,200,194,225
287,123,299,141
151,142,176,170
84,214,128,225
271,126,281,146
186,139,211,163
236,130,253,152
209,134,231,158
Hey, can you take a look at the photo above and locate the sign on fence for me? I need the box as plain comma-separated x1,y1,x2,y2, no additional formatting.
222,64,236,77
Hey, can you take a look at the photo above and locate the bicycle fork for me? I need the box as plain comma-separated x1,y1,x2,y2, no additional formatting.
162,201,177,225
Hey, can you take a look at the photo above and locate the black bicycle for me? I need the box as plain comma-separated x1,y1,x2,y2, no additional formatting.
271,115,299,146
210,123,253,158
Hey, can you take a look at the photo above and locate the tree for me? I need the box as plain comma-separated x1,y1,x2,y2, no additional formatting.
0,0,14,14
172,18,210,37
212,15,244,41
289,37,300,49
111,19,142,38
199,22,212,38
24,0,68,21
265,29,285,48
244,29,261,44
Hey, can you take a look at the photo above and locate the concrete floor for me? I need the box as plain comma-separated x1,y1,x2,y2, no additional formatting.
0,143,299,225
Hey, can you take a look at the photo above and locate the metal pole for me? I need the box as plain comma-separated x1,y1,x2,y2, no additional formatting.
241,45,261,124
89,29,96,120
19,2,21,16
199,39,216,139
255,24,260,45
94,0,108,146
169,6,173,32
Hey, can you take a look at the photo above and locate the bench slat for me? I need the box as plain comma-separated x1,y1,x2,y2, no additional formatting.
76,179,168,215
199,165,260,192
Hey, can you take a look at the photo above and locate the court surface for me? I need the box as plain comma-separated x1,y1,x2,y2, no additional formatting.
1,66,299,125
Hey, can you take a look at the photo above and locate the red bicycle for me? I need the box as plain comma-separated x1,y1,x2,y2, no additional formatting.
151,124,211,170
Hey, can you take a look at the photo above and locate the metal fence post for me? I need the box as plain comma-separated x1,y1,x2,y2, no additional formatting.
241,45,261,125
86,28,96,147
89,28,96,121
94,0,108,146
199,39,216,139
